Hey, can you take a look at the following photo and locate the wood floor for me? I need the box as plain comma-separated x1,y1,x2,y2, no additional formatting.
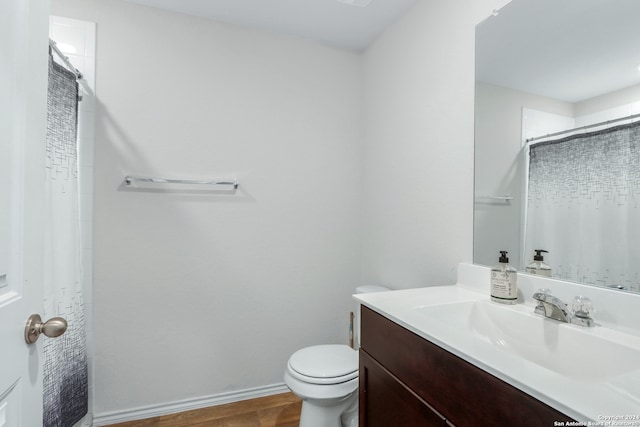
105,392,302,427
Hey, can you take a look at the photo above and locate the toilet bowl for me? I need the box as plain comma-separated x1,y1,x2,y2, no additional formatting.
284,344,359,427
284,285,390,427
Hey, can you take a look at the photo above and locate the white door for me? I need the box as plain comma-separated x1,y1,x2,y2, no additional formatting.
0,0,51,426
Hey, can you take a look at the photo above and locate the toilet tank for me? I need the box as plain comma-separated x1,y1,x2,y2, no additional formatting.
352,285,390,349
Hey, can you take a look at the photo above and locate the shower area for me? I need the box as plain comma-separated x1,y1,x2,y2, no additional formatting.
523,110,640,292
47,15,96,427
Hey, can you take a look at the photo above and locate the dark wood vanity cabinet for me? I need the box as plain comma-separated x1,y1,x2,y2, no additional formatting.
359,306,571,427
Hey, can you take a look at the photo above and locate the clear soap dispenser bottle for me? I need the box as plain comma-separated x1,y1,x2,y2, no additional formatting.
490,251,518,304
526,249,551,277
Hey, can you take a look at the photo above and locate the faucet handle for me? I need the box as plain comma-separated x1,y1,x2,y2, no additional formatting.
533,288,552,316
570,296,594,319
532,288,552,300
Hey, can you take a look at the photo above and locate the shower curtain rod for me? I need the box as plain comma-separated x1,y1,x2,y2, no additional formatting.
49,39,83,80
526,112,640,143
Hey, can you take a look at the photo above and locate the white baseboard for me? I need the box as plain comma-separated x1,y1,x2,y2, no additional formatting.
92,383,290,426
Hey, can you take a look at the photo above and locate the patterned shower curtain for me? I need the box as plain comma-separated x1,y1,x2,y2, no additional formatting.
43,52,89,427
525,120,640,292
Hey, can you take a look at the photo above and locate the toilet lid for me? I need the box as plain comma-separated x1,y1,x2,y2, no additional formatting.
288,344,358,382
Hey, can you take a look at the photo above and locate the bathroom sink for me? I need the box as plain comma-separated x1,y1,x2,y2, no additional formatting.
413,300,640,381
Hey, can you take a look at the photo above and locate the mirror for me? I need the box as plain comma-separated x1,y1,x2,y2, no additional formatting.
474,0,640,293
0,134,8,289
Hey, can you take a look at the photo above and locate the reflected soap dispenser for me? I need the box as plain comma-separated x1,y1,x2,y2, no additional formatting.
490,251,518,304
526,250,552,277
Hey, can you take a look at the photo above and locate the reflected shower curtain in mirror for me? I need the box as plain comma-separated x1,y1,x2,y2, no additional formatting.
44,52,88,426
525,121,640,292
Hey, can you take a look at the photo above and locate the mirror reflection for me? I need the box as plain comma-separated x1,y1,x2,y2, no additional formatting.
474,0,640,293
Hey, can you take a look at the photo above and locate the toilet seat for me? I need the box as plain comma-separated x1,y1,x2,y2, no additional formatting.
287,344,358,385
283,286,390,427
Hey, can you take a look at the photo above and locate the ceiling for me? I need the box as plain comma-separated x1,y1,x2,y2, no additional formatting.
476,0,640,103
123,0,416,51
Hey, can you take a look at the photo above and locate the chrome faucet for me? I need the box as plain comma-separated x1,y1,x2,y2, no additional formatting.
532,292,594,327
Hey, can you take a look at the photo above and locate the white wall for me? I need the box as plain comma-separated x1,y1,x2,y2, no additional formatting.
575,83,640,118
361,0,510,288
51,0,515,420
474,82,573,269
574,83,640,129
51,0,364,417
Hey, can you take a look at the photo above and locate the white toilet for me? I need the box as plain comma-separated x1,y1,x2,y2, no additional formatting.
284,285,390,427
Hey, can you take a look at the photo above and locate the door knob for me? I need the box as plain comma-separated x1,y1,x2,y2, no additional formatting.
24,314,68,344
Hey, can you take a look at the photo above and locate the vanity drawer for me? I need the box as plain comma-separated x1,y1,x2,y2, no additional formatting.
359,350,448,426
360,306,570,426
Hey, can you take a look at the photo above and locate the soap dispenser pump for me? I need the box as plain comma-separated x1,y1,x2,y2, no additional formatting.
490,251,518,304
526,249,551,277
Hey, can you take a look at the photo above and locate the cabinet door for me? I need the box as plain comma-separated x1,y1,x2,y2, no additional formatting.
359,350,448,427
361,307,570,426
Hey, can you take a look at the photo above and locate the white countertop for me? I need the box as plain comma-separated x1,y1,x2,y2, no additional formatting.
354,283,640,423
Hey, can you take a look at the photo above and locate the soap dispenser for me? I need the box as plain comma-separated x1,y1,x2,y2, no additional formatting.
490,251,518,304
526,250,551,277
